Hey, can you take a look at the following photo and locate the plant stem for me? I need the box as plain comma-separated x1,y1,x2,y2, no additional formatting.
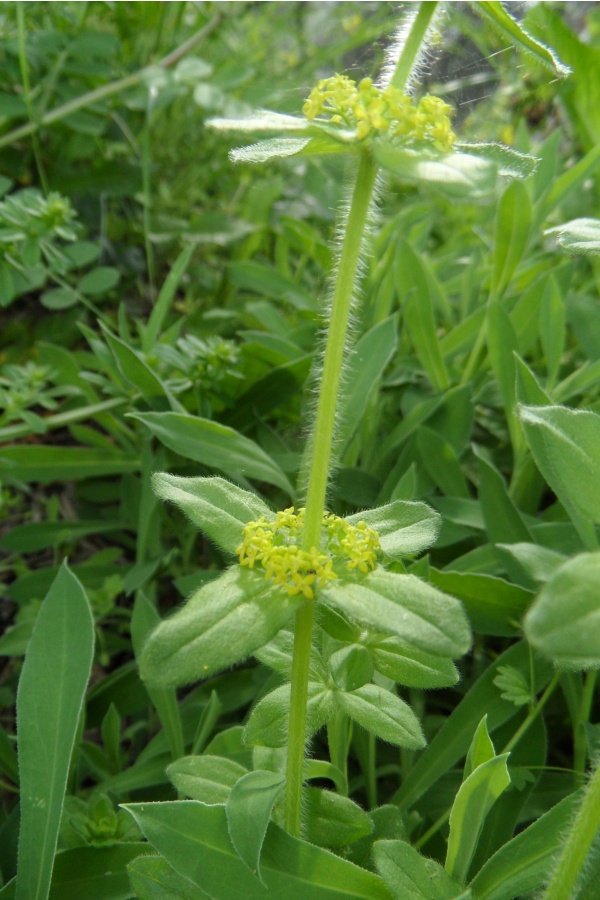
543,755,600,900
284,1,439,836
285,153,377,838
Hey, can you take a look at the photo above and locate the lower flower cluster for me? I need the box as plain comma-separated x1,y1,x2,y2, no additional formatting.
237,507,380,599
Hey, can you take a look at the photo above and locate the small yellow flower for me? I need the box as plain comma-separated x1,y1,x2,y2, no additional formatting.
302,75,456,150
237,507,380,599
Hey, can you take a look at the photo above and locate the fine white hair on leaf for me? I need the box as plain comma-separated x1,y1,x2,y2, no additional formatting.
378,3,446,94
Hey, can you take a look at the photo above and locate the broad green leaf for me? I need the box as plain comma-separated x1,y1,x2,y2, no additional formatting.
518,404,600,524
100,323,181,412
491,181,531,299
128,854,205,899
143,244,195,352
0,520,124,553
397,242,449,390
151,473,272,555
473,2,571,77
470,791,581,900
464,716,495,778
131,592,184,763
123,801,392,899
128,855,207,899
226,770,285,880
429,569,532,637
0,446,138,483
321,569,471,659
47,844,151,899
338,684,425,749
304,788,373,848
525,552,600,669
140,567,300,688
446,754,511,884
16,563,95,900
372,144,497,198
131,412,293,495
547,217,600,254
331,644,374,692
345,500,440,558
455,141,538,179
374,840,465,900
393,642,552,811
367,635,459,689
245,681,335,748
338,316,398,447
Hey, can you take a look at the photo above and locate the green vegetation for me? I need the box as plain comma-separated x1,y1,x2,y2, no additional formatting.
3,3,600,898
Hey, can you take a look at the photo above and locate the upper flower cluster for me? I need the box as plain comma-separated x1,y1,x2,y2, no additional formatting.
302,74,456,150
237,507,380,600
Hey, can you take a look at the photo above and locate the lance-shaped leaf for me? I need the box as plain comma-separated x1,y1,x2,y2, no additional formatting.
338,683,425,749
345,500,440,558
207,111,315,135
372,143,498,198
167,756,249,805
139,566,300,688
366,635,459,689
524,552,600,670
546,218,600,254
472,2,571,78
152,473,272,555
374,840,464,900
456,141,539,179
320,569,471,659
231,135,351,165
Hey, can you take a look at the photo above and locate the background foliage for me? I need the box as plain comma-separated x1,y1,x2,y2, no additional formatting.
2,1,600,897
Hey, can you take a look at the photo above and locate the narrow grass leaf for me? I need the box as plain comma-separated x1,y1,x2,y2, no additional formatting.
338,316,398,447
0,446,139,483
16,562,94,900
446,754,511,884
131,412,293,495
143,244,195,352
226,770,285,880
473,2,571,77
470,791,581,900
100,323,181,412
491,181,531,299
123,801,392,898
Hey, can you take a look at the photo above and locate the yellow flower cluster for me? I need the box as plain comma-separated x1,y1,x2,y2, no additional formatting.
302,75,456,150
237,507,380,600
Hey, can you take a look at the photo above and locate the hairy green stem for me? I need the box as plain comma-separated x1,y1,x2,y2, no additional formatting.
284,1,440,837
543,754,600,900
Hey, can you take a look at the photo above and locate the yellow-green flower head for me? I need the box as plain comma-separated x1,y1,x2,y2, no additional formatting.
237,508,380,600
302,74,456,151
